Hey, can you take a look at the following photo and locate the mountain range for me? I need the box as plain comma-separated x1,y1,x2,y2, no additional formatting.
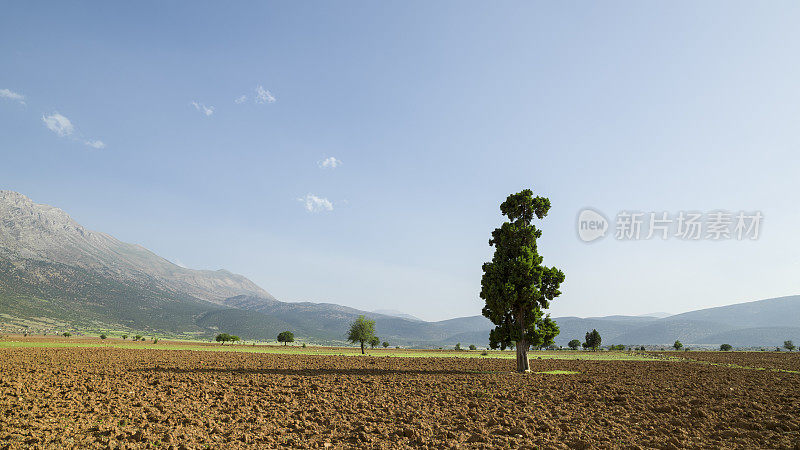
0,191,797,348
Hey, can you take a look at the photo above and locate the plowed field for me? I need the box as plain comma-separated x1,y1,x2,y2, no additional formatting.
1,346,798,449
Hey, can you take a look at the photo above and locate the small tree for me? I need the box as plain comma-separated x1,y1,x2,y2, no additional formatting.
568,339,581,350
583,329,601,350
369,336,380,349
347,315,376,355
277,331,294,346
480,190,565,372
62,332,71,338
673,340,683,351
469,344,477,351
215,333,231,345
230,335,240,344
784,340,795,352
134,335,143,341
382,341,389,348
122,334,128,340
454,343,462,351
720,343,732,351
100,334,107,340
152,338,158,344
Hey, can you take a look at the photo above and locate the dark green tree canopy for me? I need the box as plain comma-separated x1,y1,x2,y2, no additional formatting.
277,331,295,345
568,339,581,350
583,329,601,350
369,336,380,349
481,190,565,354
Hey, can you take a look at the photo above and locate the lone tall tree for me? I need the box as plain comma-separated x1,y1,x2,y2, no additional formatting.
347,315,376,355
481,189,565,372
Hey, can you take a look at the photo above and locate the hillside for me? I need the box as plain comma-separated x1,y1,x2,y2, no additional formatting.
0,191,797,348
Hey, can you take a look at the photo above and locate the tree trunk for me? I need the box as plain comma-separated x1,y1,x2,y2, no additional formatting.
516,339,530,372
360,342,365,354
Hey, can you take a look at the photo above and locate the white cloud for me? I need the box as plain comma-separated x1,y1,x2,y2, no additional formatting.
0,88,25,105
255,85,276,104
235,95,247,104
84,139,105,149
299,193,333,213
318,156,342,169
191,101,214,116
42,113,74,136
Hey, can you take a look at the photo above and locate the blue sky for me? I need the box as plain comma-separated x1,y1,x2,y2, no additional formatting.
2,2,800,321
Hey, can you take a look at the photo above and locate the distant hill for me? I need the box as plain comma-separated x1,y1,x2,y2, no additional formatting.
372,309,423,322
0,190,797,348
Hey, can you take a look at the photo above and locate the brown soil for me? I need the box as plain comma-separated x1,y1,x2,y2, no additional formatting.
653,350,800,372
1,347,799,449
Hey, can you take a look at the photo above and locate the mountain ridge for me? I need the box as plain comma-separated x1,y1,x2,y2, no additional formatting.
0,190,797,348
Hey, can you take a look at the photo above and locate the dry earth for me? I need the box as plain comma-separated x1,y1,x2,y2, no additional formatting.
1,347,799,449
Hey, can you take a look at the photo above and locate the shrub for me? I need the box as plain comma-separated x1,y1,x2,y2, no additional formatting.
121,334,128,340
100,334,107,340
382,341,389,348
302,343,307,348
481,350,488,356
784,340,795,352
454,343,462,351
469,344,477,351
568,339,581,350
62,332,71,338
720,344,732,351
134,335,143,341
152,339,158,344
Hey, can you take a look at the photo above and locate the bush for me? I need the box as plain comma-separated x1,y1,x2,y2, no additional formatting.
469,344,477,351
134,335,143,341
720,344,732,351
302,343,307,348
609,344,625,351
152,338,158,344
481,350,488,356
121,334,128,340
62,332,71,338
454,343,462,351
568,339,581,350
382,341,389,348
100,334,107,340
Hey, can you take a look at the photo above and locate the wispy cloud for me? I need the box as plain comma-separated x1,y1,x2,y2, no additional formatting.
191,101,214,116
299,193,333,213
0,88,25,105
255,85,276,104
42,112,105,148
84,139,106,149
318,156,342,169
42,113,74,136
234,95,247,104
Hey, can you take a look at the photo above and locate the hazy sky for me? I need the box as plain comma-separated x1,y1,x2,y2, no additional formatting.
2,2,799,321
